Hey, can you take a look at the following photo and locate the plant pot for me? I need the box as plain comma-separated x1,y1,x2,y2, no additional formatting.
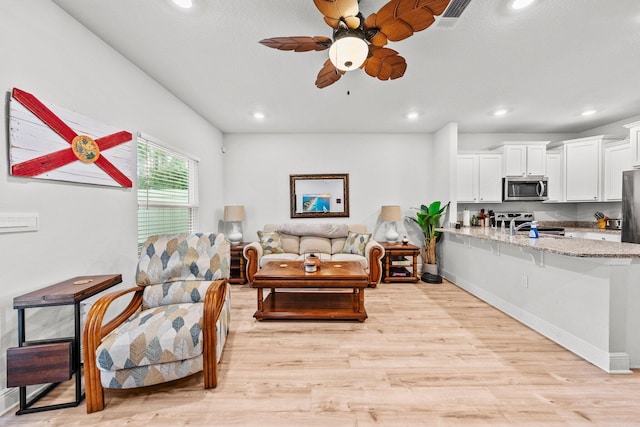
421,263,442,284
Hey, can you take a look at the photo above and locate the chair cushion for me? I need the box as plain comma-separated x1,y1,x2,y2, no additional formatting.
100,356,203,389
99,281,232,390
257,231,285,255
142,280,213,309
341,231,371,256
136,233,229,286
96,302,204,372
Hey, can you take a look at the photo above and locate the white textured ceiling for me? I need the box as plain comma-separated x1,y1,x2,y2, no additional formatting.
51,0,640,134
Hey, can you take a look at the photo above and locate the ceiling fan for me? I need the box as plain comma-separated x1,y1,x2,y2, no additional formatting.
259,0,452,88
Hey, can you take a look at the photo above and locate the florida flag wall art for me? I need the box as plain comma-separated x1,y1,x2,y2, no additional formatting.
8,87,133,188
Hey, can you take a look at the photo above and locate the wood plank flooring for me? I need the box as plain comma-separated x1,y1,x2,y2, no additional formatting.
2,280,640,426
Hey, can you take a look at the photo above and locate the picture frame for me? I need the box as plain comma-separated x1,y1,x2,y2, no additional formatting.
290,173,349,218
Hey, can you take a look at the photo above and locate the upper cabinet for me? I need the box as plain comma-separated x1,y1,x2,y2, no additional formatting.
565,138,601,202
603,140,633,201
548,135,614,202
491,141,548,177
545,149,564,202
623,121,640,168
457,153,503,203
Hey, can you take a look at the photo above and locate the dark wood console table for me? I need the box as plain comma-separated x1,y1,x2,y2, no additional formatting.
8,274,122,415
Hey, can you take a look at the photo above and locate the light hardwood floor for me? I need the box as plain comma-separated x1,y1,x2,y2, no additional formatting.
2,280,640,426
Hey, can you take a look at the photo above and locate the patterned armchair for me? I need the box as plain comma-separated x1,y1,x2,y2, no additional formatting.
83,232,231,413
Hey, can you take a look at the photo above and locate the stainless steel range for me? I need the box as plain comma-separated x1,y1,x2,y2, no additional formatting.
494,211,565,235
494,212,535,227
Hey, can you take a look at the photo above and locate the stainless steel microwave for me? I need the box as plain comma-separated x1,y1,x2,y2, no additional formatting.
503,176,548,201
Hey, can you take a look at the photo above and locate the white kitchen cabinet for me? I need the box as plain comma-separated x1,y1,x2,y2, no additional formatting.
550,135,608,202
457,155,477,202
545,149,564,202
457,154,503,203
493,141,548,177
525,145,547,176
624,120,640,168
565,138,600,201
603,140,632,201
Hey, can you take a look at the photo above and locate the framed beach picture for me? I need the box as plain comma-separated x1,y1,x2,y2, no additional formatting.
290,173,349,218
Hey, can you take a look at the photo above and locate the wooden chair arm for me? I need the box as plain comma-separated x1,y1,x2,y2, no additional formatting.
202,280,228,388
83,286,144,414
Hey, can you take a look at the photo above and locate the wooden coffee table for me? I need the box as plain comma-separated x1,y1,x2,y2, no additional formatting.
251,261,368,322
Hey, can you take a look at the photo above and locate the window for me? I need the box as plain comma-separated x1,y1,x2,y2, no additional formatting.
137,133,199,251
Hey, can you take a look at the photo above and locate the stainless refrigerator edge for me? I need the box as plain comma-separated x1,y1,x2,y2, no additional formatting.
622,169,640,244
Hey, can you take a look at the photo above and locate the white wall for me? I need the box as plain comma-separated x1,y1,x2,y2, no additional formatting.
433,123,458,226
0,0,224,413
222,133,434,243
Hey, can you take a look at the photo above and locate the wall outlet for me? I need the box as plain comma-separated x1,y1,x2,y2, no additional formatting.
521,274,528,288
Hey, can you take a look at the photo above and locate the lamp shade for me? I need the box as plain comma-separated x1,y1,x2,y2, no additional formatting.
380,205,401,222
329,35,368,71
223,205,245,222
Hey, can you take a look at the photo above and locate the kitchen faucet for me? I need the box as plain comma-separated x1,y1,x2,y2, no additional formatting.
510,219,534,235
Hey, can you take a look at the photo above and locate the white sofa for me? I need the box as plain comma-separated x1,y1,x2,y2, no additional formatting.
243,223,385,287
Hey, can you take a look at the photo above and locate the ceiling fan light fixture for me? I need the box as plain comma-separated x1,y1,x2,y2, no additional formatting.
329,33,368,72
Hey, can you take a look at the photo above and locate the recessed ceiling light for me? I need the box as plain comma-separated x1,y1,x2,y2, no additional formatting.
511,0,535,10
172,0,193,9
581,109,597,116
252,111,265,120
492,108,509,117
405,111,420,120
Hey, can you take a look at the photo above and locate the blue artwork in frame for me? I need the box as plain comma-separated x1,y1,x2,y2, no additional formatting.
302,194,331,213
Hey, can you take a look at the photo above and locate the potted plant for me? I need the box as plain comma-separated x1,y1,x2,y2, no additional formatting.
407,201,449,284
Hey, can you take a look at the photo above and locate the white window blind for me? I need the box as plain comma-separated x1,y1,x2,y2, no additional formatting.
137,134,199,251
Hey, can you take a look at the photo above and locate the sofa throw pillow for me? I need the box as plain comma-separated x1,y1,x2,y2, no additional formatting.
257,230,285,255
341,231,371,256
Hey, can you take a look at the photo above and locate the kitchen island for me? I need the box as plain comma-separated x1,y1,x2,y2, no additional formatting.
438,226,640,373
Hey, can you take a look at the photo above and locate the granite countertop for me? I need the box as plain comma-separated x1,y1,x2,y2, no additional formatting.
438,227,640,258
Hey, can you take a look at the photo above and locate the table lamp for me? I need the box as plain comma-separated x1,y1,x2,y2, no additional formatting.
224,205,245,244
381,205,401,243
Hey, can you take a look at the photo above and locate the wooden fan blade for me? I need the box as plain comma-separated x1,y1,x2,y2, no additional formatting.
259,36,332,52
363,46,407,81
316,59,345,88
365,0,451,43
364,14,389,47
313,0,361,29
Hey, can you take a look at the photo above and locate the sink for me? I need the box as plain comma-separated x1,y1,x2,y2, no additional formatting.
564,231,621,242
518,226,565,235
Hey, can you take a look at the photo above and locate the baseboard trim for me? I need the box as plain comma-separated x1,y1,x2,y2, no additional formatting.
0,387,19,417
441,269,632,374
